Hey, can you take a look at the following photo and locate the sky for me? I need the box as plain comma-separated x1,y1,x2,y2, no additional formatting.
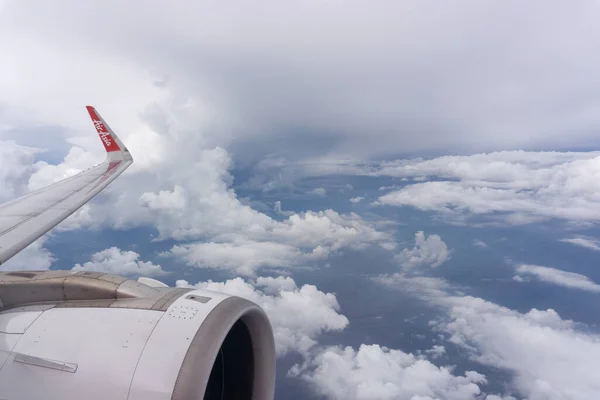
2,1,600,399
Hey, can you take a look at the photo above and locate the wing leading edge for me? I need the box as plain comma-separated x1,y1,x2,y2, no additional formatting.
0,106,133,265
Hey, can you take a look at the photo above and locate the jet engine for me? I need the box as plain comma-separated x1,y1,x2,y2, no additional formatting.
0,271,276,400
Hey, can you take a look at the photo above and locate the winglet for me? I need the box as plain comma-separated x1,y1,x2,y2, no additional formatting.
86,106,132,161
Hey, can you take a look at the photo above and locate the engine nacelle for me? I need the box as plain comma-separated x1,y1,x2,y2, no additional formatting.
0,271,276,400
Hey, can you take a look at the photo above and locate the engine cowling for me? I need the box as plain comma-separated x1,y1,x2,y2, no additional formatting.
0,271,276,400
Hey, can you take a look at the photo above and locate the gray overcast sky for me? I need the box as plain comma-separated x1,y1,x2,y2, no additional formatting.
1,1,600,160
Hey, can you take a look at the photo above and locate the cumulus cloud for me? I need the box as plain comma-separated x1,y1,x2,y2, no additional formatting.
268,210,391,251
486,396,518,400
0,236,54,271
514,264,600,293
395,231,451,269
167,240,329,276
0,140,44,203
425,345,446,359
377,273,600,400
27,146,104,191
560,237,600,252
273,200,294,217
374,151,600,225
349,196,364,203
157,199,392,275
176,276,348,356
308,187,327,197
72,247,166,276
438,298,600,400
375,273,454,299
473,239,489,248
292,344,491,400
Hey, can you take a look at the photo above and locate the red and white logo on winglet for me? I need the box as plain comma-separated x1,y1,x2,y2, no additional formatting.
86,106,121,152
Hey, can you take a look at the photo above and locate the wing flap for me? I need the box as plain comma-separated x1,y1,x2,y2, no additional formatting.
0,107,133,266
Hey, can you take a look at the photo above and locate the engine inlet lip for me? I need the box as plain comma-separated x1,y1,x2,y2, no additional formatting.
170,296,276,400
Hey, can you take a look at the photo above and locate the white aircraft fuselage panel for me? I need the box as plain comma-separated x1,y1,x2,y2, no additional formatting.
0,310,42,334
0,307,162,399
0,333,20,374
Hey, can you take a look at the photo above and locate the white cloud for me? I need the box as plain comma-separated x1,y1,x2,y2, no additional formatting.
72,247,166,276
438,298,600,400
349,196,364,203
291,344,490,400
167,240,329,276
157,204,392,275
273,200,294,217
269,210,391,251
139,185,187,213
176,276,348,356
395,231,451,269
425,345,446,359
0,140,43,203
559,237,600,252
374,151,600,225
515,264,600,293
377,273,600,400
0,236,54,271
473,239,489,248
374,273,454,299
27,146,104,191
308,187,327,197
486,396,518,400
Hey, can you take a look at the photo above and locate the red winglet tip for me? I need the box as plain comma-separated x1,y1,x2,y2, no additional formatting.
86,106,121,152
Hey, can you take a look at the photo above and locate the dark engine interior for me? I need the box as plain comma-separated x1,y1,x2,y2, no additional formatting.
204,319,255,400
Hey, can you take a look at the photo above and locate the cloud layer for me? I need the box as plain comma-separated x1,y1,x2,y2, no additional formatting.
514,264,600,293
373,151,600,225
560,237,600,252
0,236,54,271
377,273,600,400
292,344,490,400
72,247,166,276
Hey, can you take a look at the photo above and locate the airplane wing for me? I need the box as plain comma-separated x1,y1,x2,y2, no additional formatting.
0,106,133,266
0,107,276,400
